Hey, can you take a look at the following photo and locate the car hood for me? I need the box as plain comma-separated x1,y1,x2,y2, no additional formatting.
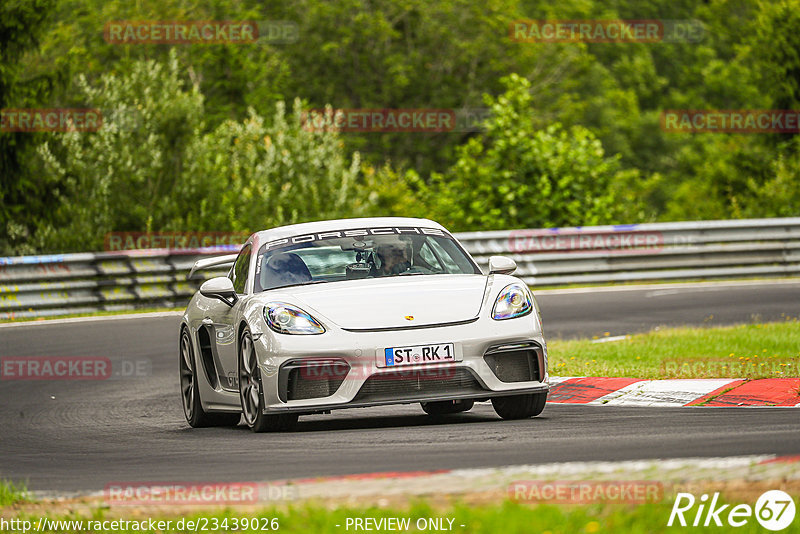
264,274,489,330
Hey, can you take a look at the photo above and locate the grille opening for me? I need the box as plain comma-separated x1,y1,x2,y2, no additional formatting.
279,359,349,402
483,344,540,383
353,367,485,403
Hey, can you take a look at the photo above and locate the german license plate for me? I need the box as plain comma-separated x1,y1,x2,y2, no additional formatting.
380,343,456,367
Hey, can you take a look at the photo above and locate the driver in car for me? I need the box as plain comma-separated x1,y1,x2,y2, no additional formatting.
371,238,412,277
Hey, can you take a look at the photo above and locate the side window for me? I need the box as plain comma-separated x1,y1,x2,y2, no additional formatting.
232,245,251,294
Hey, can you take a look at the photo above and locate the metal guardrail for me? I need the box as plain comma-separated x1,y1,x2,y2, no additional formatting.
458,217,800,286
2,217,799,319
0,251,231,319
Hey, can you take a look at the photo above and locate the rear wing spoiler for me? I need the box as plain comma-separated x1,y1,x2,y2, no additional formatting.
188,254,238,280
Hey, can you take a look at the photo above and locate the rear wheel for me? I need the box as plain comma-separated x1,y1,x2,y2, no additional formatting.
491,392,547,420
238,328,298,432
180,328,240,428
421,399,474,415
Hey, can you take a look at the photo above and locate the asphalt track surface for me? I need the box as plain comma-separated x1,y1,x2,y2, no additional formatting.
1,280,798,493
536,279,800,339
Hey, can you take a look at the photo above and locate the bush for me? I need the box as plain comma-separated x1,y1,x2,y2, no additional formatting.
173,102,369,232
36,53,377,252
38,50,203,251
424,74,642,231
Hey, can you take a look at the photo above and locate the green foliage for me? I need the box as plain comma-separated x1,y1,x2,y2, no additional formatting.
0,0,58,254
37,51,204,251
742,138,800,218
0,479,29,506
32,0,288,124
744,0,800,111
3,0,800,254
425,75,642,230
36,53,375,252
174,102,371,232
276,0,565,174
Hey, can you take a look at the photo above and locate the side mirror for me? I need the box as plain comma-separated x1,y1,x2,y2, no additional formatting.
199,276,238,307
488,255,517,275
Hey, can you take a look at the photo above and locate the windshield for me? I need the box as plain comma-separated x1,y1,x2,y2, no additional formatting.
254,227,480,291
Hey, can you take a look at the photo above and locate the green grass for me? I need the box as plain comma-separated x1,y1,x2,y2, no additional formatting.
0,306,179,324
6,498,800,533
0,480,29,506
549,319,800,379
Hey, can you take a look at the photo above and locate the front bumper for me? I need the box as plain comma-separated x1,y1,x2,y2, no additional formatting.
255,313,549,413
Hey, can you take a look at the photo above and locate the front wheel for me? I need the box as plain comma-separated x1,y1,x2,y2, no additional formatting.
491,392,547,420
180,328,240,428
421,399,474,415
238,328,298,433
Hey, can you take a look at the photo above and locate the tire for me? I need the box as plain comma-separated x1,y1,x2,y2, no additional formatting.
491,392,547,420
180,328,241,428
421,399,474,415
238,328,298,433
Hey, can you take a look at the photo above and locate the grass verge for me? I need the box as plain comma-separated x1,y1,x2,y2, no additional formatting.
0,480,29,506
4,498,799,533
0,307,179,324
548,320,800,379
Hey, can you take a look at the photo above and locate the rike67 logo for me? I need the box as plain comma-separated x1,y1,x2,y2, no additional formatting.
669,490,796,531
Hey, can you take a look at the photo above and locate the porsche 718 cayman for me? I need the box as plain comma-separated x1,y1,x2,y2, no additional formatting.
179,217,549,432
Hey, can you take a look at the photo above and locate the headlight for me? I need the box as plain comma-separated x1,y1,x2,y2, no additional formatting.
492,284,532,320
264,303,325,335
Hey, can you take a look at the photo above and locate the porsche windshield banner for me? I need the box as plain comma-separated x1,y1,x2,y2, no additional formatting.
260,227,450,251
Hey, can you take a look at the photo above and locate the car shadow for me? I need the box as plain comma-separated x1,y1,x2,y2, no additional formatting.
292,411,502,433
177,405,551,434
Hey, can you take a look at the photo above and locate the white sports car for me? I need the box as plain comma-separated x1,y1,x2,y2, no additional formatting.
179,217,549,432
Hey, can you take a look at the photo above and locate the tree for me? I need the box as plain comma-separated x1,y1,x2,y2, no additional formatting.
37,51,204,251
425,74,643,230
0,0,57,254
173,101,373,232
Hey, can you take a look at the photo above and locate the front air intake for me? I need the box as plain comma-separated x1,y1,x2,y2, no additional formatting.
483,342,541,383
278,358,349,402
